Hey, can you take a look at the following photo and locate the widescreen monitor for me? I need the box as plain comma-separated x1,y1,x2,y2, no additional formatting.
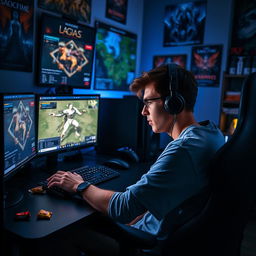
37,95,99,154
94,21,137,91
38,14,95,89
3,94,36,179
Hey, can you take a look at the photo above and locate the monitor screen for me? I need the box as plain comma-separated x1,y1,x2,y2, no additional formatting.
3,94,36,178
38,14,95,89
37,95,99,154
94,21,137,91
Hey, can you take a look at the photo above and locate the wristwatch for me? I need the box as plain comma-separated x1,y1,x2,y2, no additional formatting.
76,181,91,194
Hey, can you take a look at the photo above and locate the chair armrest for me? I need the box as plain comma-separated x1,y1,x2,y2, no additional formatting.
114,222,157,248
91,214,157,249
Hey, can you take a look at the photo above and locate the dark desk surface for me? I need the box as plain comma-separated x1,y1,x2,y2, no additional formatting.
4,149,151,240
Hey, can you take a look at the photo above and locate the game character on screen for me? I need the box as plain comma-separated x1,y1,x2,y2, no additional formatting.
49,103,86,141
10,105,31,147
46,64,225,256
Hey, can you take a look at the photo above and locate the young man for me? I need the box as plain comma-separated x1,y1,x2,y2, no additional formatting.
47,64,225,255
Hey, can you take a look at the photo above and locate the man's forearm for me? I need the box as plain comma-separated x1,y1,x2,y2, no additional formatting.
81,185,115,214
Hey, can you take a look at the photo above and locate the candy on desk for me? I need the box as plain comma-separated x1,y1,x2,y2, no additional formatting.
28,185,46,194
37,209,53,220
14,211,31,221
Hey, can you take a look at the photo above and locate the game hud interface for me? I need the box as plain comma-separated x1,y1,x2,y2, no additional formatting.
39,14,95,88
38,95,99,153
94,21,137,91
4,94,36,176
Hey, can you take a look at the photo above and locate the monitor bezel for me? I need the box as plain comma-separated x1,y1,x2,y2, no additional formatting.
1,93,37,181
36,13,96,89
94,20,138,91
36,94,100,156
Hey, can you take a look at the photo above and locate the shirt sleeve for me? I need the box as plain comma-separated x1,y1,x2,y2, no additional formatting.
108,190,147,223
127,144,200,220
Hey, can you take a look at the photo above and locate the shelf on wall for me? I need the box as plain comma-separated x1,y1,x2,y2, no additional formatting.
224,74,247,78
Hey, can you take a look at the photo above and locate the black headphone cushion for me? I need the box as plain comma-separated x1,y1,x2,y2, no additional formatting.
164,94,185,115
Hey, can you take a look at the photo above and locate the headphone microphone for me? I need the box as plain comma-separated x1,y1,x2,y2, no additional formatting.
164,63,185,115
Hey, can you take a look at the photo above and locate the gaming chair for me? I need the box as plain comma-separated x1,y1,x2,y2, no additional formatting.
101,72,256,256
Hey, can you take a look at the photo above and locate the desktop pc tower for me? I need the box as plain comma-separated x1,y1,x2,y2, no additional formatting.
97,96,160,162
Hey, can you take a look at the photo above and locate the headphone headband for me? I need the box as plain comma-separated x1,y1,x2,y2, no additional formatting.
168,63,178,96
164,63,185,115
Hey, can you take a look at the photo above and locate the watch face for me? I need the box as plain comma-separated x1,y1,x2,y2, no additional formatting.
77,181,90,193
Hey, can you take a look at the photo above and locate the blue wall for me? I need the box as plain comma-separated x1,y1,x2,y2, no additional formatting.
140,0,234,125
0,0,144,98
0,0,235,123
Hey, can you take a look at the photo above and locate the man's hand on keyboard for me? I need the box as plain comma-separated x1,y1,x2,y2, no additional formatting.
47,171,84,193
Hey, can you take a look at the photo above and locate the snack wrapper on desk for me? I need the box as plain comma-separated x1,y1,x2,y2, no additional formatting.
15,211,31,221
37,209,53,220
28,185,46,194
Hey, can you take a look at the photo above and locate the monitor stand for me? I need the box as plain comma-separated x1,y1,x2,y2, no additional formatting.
3,187,24,209
62,149,83,162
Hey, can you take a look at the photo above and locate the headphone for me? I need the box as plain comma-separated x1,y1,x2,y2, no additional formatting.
164,63,185,115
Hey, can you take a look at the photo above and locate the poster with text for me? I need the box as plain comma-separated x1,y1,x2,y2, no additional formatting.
38,0,91,24
153,55,187,69
106,0,128,24
0,0,34,72
191,45,222,87
163,1,206,46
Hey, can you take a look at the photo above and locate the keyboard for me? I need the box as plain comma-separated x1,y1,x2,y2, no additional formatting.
39,165,120,198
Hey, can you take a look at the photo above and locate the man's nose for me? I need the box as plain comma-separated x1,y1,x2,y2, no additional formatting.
141,105,149,116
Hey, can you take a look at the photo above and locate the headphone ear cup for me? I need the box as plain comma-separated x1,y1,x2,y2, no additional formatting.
164,94,185,115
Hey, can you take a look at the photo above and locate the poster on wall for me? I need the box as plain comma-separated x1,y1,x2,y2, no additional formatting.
0,0,34,72
190,45,222,87
231,0,256,53
163,1,206,46
38,0,91,24
106,0,128,24
153,55,187,69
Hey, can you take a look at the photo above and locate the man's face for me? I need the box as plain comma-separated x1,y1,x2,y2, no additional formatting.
142,83,173,133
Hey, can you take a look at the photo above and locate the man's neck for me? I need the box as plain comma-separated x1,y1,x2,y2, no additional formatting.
168,111,199,139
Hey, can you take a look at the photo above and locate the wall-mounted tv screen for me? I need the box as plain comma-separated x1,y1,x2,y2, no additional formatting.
38,14,95,89
94,21,137,91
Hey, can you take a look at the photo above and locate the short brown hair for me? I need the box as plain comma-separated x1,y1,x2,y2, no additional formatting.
130,64,198,111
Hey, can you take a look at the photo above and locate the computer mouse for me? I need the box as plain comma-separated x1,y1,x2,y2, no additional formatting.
117,147,140,163
103,158,130,170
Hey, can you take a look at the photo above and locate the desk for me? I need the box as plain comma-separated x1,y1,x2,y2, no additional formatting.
4,149,151,254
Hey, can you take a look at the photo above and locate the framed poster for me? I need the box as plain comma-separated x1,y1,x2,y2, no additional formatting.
38,0,91,24
163,1,206,46
106,0,128,24
0,0,34,72
231,0,256,53
191,45,223,87
153,55,187,69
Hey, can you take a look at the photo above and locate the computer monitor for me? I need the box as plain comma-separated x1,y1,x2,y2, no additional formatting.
37,14,95,89
3,94,36,179
37,95,99,155
2,94,36,207
94,21,137,91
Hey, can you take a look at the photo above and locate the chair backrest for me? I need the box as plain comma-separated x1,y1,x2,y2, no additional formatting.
163,72,256,256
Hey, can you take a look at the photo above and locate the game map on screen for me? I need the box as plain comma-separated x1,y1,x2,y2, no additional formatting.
38,15,95,89
38,95,99,153
94,21,137,91
4,95,36,176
